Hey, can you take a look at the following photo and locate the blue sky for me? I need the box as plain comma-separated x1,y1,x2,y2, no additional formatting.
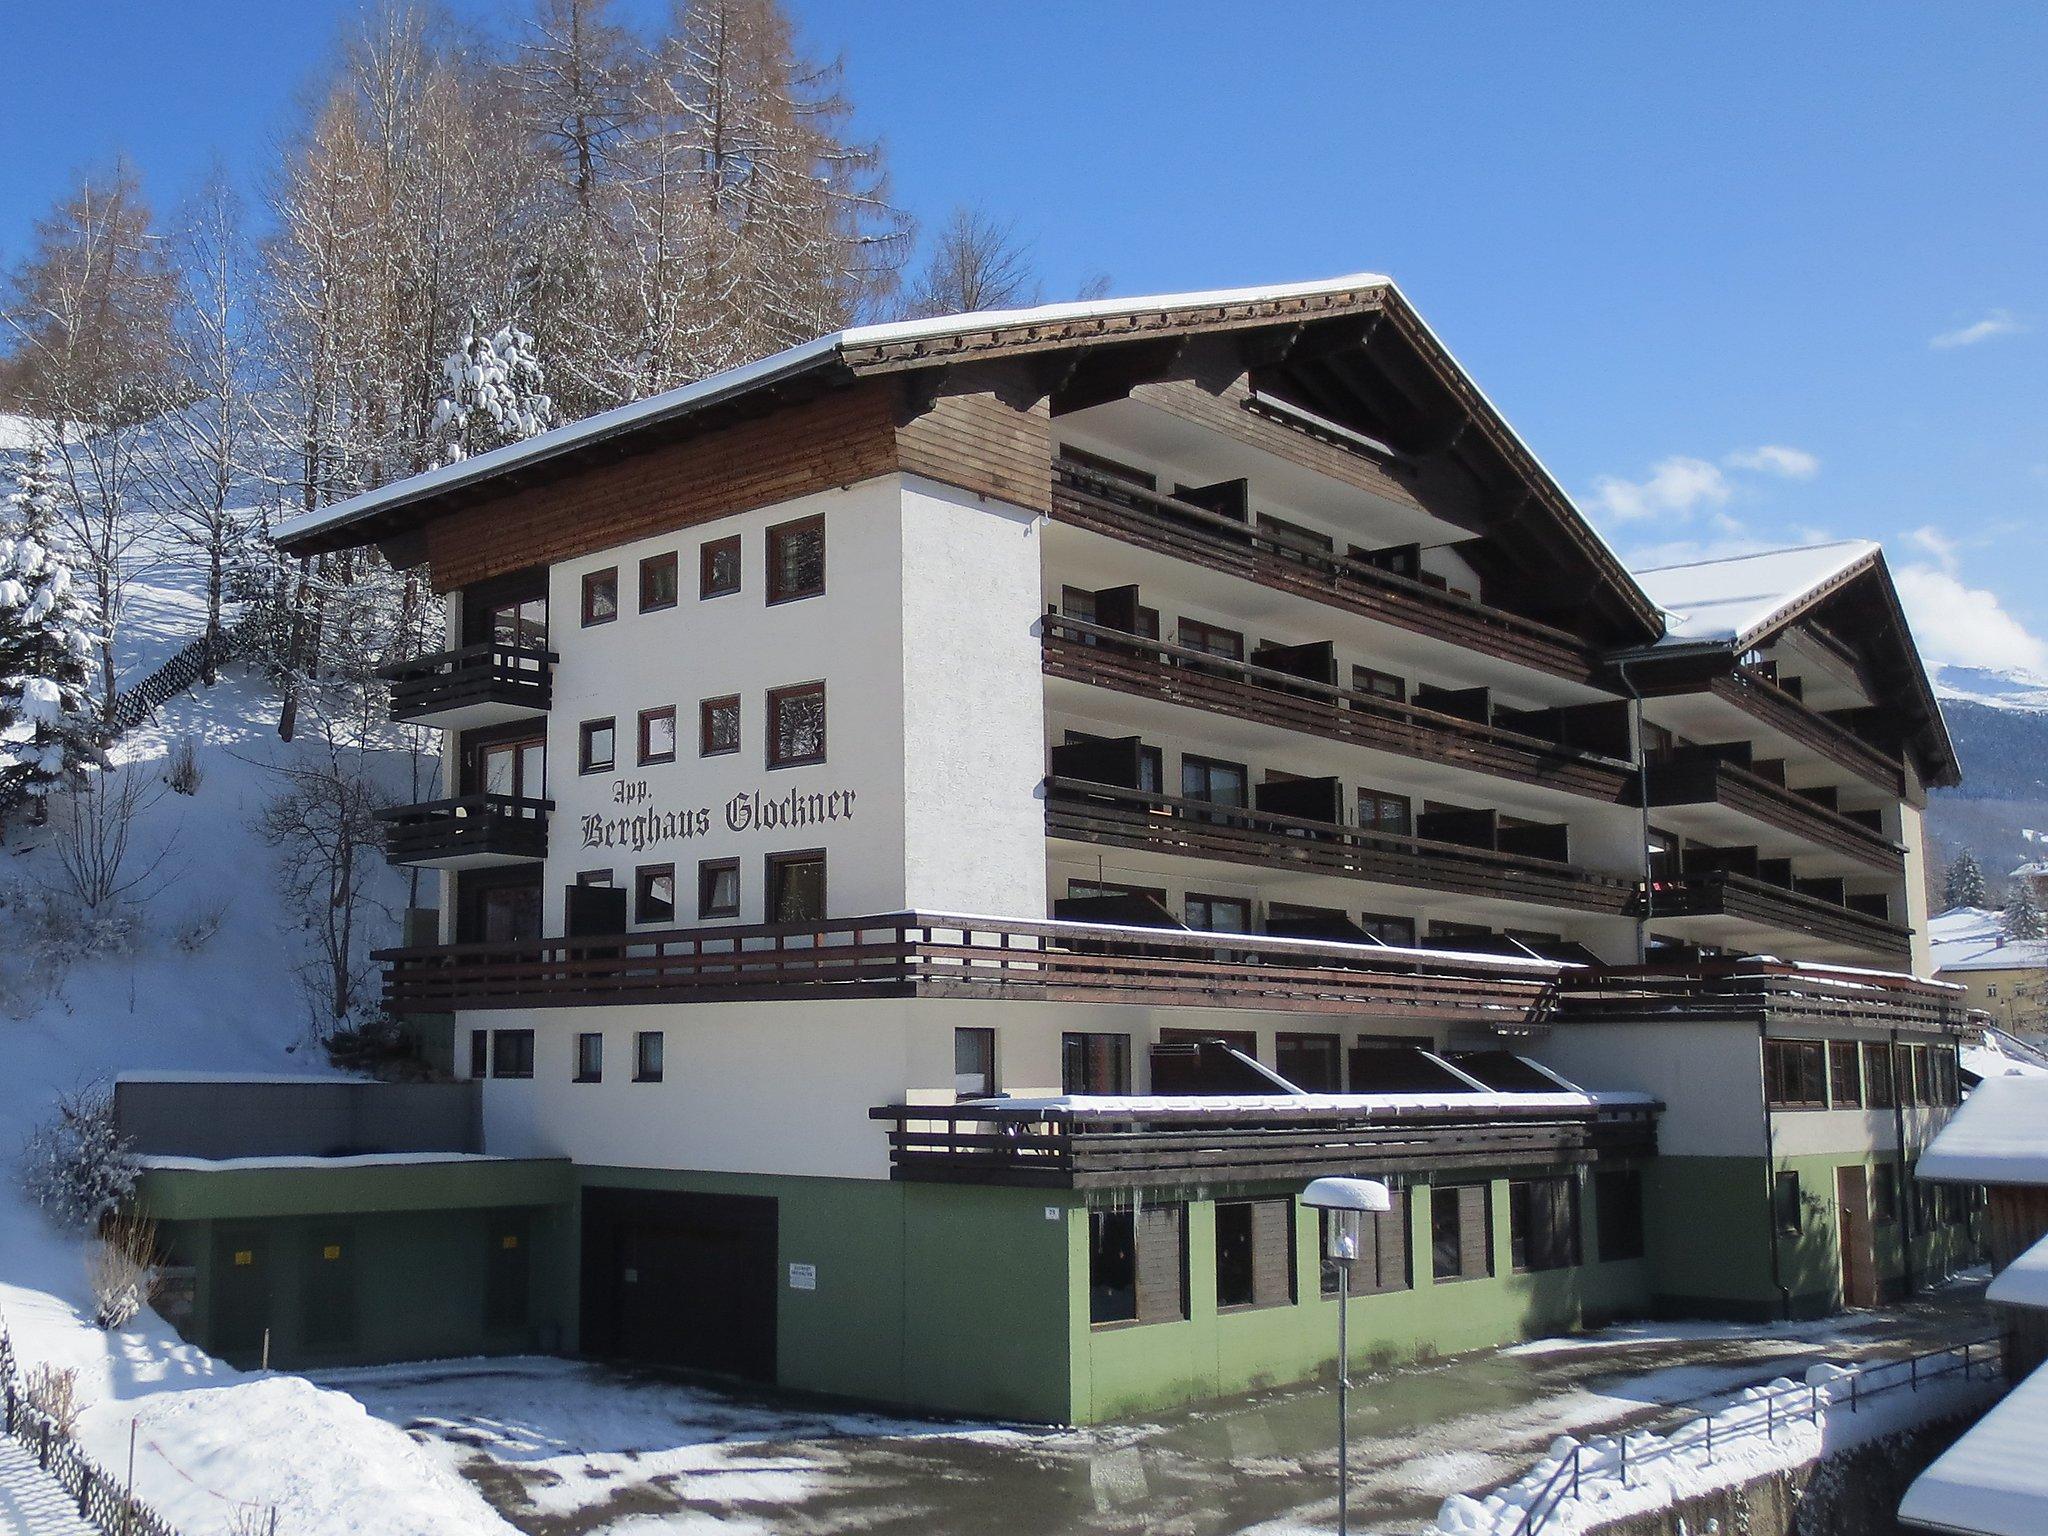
5,1,2044,675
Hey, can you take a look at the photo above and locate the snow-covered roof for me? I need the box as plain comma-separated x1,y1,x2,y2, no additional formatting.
1632,539,1880,650
1986,1234,2048,1313
2012,861,2048,879
955,1090,1657,1121
1916,1077,2048,1185
1899,1361,2048,1536
1929,907,2048,974
136,1152,511,1173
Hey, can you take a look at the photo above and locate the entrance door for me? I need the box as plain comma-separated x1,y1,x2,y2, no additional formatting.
474,736,546,800
211,1226,272,1365
458,870,544,944
1836,1165,1878,1308
581,1189,779,1382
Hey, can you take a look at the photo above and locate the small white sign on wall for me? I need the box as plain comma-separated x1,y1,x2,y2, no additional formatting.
788,1262,817,1291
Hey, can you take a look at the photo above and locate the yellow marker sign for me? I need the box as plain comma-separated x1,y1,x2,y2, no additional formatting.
501,1235,519,1250
233,1251,254,1267
323,1245,342,1261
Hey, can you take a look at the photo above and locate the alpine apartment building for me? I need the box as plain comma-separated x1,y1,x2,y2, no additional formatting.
124,275,1976,1423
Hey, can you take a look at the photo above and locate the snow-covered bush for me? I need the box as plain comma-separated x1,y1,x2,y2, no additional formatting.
0,526,101,808
430,309,553,465
169,895,230,953
19,1084,137,1230
22,1362,82,1435
87,1205,162,1330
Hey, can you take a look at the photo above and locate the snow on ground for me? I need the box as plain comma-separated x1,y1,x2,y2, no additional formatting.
0,553,502,1536
1431,1349,1999,1535
0,1437,97,1536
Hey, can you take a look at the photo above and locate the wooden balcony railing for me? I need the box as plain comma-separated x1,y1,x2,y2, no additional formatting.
377,793,550,867
1712,668,1904,798
871,1095,1659,1190
1043,614,1635,803
1050,458,1600,683
1555,959,1965,1034
1641,754,1904,873
378,641,555,728
376,910,1564,1018
1640,870,1911,963
1044,777,1638,915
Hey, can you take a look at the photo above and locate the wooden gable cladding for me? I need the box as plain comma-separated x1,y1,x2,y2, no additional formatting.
894,381,1052,514
420,382,900,591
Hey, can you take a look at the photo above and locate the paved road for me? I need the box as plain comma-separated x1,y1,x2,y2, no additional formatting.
334,1279,1993,1536
0,1438,97,1536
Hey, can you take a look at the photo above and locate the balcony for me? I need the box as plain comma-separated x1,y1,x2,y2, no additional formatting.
871,1094,1658,1190
379,642,555,730
1554,958,1966,1035
1640,750,1903,874
378,794,550,869
1709,668,1904,798
1044,777,1637,915
1042,614,1635,804
377,910,1564,1018
1050,458,1599,683
1639,869,1911,965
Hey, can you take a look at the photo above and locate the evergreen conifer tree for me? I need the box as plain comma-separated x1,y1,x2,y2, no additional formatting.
1943,850,1988,909
2003,884,2046,942
0,455,99,799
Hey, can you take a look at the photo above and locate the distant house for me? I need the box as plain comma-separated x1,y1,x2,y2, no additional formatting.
2012,859,2048,905
1931,906,2048,1041
1903,1079,2048,1535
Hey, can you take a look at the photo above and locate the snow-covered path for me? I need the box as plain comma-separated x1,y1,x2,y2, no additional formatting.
0,1439,98,1536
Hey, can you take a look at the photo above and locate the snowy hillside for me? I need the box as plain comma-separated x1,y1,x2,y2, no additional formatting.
1934,663,2048,714
0,548,515,1536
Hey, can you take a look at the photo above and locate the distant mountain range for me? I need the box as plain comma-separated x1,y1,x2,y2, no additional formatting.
1928,664,2048,889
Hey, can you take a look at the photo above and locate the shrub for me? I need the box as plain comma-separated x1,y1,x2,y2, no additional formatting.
88,1206,161,1330
165,735,203,796
19,1084,136,1229
22,1362,81,1435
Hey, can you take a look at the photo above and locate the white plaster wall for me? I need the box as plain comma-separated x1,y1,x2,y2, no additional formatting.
1899,783,1932,977
1530,1022,1767,1157
897,477,1047,917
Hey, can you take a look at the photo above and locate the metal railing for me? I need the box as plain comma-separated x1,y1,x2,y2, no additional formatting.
1506,1334,2003,1536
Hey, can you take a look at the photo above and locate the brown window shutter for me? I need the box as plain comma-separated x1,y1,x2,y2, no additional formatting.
1251,1199,1294,1307
1458,1185,1491,1279
1378,1194,1410,1291
1135,1205,1187,1323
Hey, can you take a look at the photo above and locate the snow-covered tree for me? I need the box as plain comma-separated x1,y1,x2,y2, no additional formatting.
18,1084,135,1230
3,441,62,542
1943,851,1988,910
0,514,99,802
2003,885,2045,942
431,311,555,464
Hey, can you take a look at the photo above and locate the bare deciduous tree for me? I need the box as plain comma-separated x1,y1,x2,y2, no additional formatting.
902,205,1038,318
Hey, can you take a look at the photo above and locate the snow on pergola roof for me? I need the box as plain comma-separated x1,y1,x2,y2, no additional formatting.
1986,1233,2048,1312
1899,1361,2048,1536
1633,539,1880,651
1915,1077,2048,1185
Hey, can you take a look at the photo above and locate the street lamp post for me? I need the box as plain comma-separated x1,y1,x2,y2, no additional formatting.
1303,1177,1392,1536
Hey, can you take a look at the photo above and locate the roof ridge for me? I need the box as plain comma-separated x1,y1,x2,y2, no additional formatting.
1631,537,1876,577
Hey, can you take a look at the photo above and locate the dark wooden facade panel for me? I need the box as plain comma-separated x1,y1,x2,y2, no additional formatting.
1250,1197,1294,1307
897,388,1053,513
1135,1205,1187,1324
1456,1183,1492,1279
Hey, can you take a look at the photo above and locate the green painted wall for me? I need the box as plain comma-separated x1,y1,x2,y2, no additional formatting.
138,1158,574,1221
1069,1172,1652,1425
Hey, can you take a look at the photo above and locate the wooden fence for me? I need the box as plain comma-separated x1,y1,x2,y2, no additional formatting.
0,1321,185,1536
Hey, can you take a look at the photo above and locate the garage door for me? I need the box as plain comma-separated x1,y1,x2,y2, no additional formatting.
580,1188,779,1382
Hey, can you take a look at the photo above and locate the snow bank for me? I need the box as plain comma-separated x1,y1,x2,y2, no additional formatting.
1899,1362,2048,1536
1985,1234,2048,1312
1430,1351,1997,1535
1917,1076,2048,1185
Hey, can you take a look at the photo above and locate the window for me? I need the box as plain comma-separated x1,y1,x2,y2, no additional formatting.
1871,1162,1898,1225
490,1029,535,1080
1828,1041,1863,1108
1594,1169,1646,1262
1181,754,1249,808
1089,1205,1188,1327
1864,1041,1897,1108
1062,1032,1131,1095
1360,912,1418,948
1215,1198,1295,1310
766,682,827,768
469,1029,489,1078
1319,1191,1411,1296
1358,788,1413,838
1352,665,1406,704
633,1031,664,1083
1178,619,1244,661
1909,1045,1934,1107
637,706,677,766
1258,511,1334,558
767,515,825,603
698,858,739,918
1509,1178,1581,1273
954,1027,997,1099
469,732,546,800
639,552,678,612
1277,1032,1342,1092
1765,1039,1827,1109
700,695,740,757
765,850,826,923
579,718,616,774
1185,893,1252,933
581,567,618,626
576,869,615,887
1773,1171,1802,1235
634,864,675,924
700,536,741,598
1934,1046,1960,1107
1432,1184,1492,1281
574,1033,603,1083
